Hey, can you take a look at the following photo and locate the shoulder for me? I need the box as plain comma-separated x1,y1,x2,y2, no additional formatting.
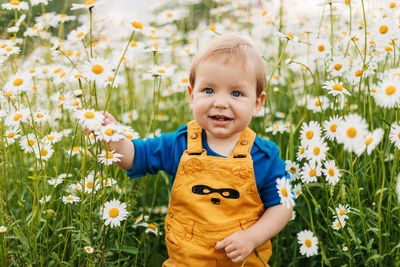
252,136,280,158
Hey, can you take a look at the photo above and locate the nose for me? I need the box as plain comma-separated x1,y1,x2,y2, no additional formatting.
213,93,229,109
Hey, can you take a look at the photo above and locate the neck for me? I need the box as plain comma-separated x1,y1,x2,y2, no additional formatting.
205,131,241,157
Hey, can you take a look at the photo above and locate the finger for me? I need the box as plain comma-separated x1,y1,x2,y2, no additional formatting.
224,243,236,253
215,240,229,250
231,255,243,263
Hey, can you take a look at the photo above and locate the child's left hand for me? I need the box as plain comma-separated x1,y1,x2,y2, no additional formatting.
215,230,256,263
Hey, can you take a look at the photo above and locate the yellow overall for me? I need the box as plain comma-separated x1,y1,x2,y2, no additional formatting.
163,121,272,267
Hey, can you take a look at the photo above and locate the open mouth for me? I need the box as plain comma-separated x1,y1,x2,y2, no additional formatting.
210,115,231,121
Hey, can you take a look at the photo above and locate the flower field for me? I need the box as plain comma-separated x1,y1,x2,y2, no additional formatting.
0,0,400,266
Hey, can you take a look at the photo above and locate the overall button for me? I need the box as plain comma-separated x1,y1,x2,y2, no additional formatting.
169,212,174,218
190,132,198,139
166,224,170,230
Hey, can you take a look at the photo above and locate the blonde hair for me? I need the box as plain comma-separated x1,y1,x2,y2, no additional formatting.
189,34,266,97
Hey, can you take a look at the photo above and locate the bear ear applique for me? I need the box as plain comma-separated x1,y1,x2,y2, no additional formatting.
183,158,202,175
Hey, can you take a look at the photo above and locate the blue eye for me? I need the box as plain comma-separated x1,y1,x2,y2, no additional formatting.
232,91,241,97
205,88,214,94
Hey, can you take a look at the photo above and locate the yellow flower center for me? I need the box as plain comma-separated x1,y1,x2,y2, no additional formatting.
290,166,297,173
72,100,80,107
10,0,20,5
76,32,84,38
105,128,114,136
109,208,119,218
379,25,389,34
72,146,79,152
389,2,396,8
84,0,95,6
385,46,393,52
41,149,48,157
285,33,294,39
313,147,320,156
131,21,143,30
3,91,12,97
333,64,342,71
262,10,267,16
130,41,137,47
327,168,335,176
48,136,55,141
306,130,314,140
13,113,23,121
332,83,343,91
314,100,322,106
105,152,114,159
59,96,66,101
345,0,350,5
148,223,157,231
13,78,23,86
305,239,312,247
318,45,325,52
157,69,165,74
209,24,216,31
330,124,337,132
75,74,83,78
91,64,104,75
300,147,305,154
309,169,317,177
336,221,342,227
365,137,373,146
346,127,357,138
181,77,188,83
36,113,44,118
385,85,396,95
281,188,288,197
339,209,346,216
84,111,95,119
28,139,35,146
86,181,93,188
67,196,74,201
166,12,173,17
355,69,362,77
7,132,15,138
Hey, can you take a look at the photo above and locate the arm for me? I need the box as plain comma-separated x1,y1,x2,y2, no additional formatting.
215,204,293,263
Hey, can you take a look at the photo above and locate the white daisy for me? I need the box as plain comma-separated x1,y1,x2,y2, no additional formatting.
62,195,80,204
95,124,125,143
39,195,51,204
4,128,20,146
82,174,100,194
34,143,54,161
300,121,322,146
84,246,94,254
0,226,7,233
67,26,88,43
322,80,351,97
332,217,346,230
285,160,300,181
296,144,307,161
81,58,113,85
19,133,38,153
43,131,63,145
372,78,400,108
98,150,122,165
323,115,343,141
322,160,341,186
145,223,159,235
75,109,104,131
276,177,295,208
1,0,29,10
389,123,400,149
305,138,329,163
362,128,384,155
292,184,302,199
297,230,319,257
71,0,106,10
307,96,330,113
4,73,34,94
334,204,350,220
102,199,129,228
48,177,63,187
5,108,29,127
336,113,368,155
300,160,322,184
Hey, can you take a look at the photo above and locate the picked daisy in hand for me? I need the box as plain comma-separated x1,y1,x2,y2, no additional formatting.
98,150,122,165
102,199,128,228
322,79,351,97
297,230,319,257
95,124,125,143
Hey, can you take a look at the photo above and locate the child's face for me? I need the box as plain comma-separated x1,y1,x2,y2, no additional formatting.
188,55,265,141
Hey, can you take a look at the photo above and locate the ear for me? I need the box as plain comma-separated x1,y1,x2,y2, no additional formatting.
253,92,266,117
187,86,194,108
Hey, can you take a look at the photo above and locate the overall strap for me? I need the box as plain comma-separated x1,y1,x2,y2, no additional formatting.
186,121,203,154
232,128,256,158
